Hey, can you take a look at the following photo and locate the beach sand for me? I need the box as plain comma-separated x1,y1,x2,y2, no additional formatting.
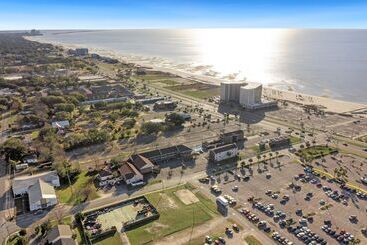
26,36,367,115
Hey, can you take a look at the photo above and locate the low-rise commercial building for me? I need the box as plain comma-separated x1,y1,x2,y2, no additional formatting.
132,144,192,164
219,130,245,144
153,101,177,111
209,143,238,163
118,162,144,185
269,136,290,149
12,171,60,211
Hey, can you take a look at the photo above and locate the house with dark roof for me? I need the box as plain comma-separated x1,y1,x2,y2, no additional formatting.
97,168,121,187
46,225,76,245
209,143,238,163
118,162,144,185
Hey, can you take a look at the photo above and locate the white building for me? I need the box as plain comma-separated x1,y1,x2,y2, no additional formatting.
209,143,238,163
12,171,60,196
51,120,70,129
239,83,262,107
220,82,246,103
28,179,58,211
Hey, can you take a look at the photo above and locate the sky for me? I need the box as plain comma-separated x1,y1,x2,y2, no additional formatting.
1,0,367,30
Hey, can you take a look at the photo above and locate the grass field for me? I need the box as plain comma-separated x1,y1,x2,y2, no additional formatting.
244,235,263,245
56,171,99,205
181,88,220,99
93,232,122,245
297,145,337,161
290,136,301,145
126,184,218,245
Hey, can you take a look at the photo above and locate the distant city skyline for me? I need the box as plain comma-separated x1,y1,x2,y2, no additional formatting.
1,0,367,30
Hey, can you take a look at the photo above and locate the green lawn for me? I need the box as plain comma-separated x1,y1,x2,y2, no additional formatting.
153,79,180,86
182,88,220,99
93,232,122,245
56,171,99,205
297,145,337,161
126,184,218,245
244,235,263,245
290,136,301,145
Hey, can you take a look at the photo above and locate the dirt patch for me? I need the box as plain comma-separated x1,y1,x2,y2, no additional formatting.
159,193,178,209
145,222,169,234
174,189,199,205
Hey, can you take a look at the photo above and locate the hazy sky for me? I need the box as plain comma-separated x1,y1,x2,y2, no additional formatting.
1,0,367,30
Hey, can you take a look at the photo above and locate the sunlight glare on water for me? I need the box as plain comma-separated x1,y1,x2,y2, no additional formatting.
192,29,289,85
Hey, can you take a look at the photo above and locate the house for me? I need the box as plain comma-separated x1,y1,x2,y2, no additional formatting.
97,169,121,186
13,171,60,196
129,154,156,174
209,143,238,163
219,130,245,144
118,162,144,185
52,120,70,129
46,225,76,245
22,154,38,165
28,179,57,211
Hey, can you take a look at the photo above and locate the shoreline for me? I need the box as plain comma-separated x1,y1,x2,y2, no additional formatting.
26,36,367,115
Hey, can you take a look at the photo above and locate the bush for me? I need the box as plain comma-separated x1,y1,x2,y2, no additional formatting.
140,122,162,135
41,96,66,107
123,118,136,129
54,103,75,113
64,129,111,150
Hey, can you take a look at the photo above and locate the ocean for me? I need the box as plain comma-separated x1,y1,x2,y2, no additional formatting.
33,29,367,103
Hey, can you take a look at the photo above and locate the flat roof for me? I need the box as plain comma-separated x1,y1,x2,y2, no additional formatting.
241,82,262,89
221,81,246,85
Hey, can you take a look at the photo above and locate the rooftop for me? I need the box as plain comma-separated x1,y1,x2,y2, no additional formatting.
241,82,262,90
28,179,56,205
47,225,74,244
210,143,238,154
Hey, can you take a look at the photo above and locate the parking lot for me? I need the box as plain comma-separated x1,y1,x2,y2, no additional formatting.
197,155,367,244
311,153,367,189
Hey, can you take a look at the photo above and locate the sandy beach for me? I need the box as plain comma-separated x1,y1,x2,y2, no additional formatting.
26,36,367,115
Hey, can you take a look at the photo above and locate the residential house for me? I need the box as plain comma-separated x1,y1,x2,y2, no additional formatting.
46,225,76,245
22,154,38,165
97,169,121,187
51,120,70,129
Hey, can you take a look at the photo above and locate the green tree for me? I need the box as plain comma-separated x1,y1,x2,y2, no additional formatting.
165,112,185,126
141,121,162,135
1,138,27,162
